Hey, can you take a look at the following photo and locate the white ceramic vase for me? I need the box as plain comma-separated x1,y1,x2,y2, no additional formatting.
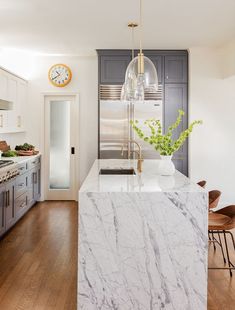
159,155,175,176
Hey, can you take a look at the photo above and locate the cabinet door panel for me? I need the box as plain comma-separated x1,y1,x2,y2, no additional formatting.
0,186,5,236
7,77,17,129
17,81,27,129
5,181,16,230
33,166,41,201
100,56,131,84
164,84,188,175
0,71,8,100
165,56,187,83
27,171,34,207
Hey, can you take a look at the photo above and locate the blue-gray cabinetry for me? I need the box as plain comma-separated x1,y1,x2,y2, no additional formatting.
0,156,41,238
97,50,189,175
98,50,132,84
0,186,6,236
0,180,15,235
164,55,188,83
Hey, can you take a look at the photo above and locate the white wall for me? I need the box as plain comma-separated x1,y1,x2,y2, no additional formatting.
189,47,235,207
219,40,235,78
0,53,98,196
1,47,235,207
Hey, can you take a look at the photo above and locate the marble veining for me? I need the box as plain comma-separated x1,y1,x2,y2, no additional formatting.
78,160,208,310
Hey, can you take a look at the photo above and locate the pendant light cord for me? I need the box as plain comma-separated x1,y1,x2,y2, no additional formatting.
139,0,142,54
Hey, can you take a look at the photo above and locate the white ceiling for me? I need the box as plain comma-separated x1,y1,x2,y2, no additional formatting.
0,0,235,55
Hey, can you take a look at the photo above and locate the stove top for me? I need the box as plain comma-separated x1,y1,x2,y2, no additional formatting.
0,160,14,168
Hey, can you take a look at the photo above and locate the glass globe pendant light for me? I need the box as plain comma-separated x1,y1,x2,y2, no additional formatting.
121,23,144,102
121,0,158,101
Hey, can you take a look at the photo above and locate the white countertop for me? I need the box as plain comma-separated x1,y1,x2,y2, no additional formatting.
0,154,41,173
79,159,205,193
1,154,40,164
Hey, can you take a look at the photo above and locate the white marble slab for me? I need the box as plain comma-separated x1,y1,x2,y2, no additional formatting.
78,159,208,310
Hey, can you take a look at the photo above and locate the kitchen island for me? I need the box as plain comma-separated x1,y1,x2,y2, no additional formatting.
78,159,208,310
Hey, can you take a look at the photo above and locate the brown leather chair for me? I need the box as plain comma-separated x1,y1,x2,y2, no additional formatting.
197,180,207,188
209,190,221,209
208,206,235,276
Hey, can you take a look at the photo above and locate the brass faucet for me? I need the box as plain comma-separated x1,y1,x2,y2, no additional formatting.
121,140,144,173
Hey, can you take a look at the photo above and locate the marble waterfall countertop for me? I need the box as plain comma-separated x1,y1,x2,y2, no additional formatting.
78,159,208,310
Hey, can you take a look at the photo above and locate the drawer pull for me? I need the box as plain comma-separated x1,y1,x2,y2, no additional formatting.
5,190,10,207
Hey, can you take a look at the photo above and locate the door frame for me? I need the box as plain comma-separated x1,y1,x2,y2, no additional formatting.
42,92,79,201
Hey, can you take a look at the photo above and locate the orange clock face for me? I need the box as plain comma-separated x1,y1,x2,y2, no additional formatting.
48,64,72,87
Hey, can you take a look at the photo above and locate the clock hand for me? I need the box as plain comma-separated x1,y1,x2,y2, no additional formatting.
52,74,60,80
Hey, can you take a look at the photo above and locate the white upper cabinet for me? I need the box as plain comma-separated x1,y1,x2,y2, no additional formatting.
0,68,28,133
0,71,8,101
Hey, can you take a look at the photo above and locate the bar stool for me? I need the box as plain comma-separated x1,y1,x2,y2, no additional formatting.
208,190,222,251
209,190,221,209
197,180,207,188
208,208,235,276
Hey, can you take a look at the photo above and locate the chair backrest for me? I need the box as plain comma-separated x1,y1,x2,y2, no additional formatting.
209,190,221,209
197,180,207,188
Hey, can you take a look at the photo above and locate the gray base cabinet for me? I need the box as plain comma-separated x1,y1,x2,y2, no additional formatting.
0,180,15,235
5,180,16,230
0,186,6,236
0,155,41,238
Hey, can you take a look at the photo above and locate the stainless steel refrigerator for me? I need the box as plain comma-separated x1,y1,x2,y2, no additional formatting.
99,85,163,159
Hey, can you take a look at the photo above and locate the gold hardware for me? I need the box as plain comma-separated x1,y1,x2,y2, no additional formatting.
121,139,144,173
138,52,144,74
130,150,144,173
128,22,138,28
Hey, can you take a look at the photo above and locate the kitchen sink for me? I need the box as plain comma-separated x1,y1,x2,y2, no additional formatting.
99,168,136,175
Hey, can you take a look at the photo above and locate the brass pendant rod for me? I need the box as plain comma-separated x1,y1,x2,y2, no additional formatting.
128,22,138,60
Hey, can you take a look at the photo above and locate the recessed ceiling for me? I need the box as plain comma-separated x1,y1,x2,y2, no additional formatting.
0,0,235,55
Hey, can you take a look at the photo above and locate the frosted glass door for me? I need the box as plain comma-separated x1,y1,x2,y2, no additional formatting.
50,101,70,189
45,94,78,200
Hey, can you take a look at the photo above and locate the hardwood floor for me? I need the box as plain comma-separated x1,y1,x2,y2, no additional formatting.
0,201,77,310
208,229,235,310
0,201,235,309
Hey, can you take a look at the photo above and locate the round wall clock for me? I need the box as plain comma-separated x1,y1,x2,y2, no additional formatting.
48,64,72,87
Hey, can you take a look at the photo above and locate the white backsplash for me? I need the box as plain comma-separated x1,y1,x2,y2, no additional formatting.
0,132,28,149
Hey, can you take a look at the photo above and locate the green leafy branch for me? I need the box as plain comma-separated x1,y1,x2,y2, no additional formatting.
130,109,202,156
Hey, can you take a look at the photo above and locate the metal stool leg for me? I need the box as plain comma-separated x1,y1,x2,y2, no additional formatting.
223,231,233,277
217,231,226,263
208,231,211,241
212,231,216,251
208,231,235,275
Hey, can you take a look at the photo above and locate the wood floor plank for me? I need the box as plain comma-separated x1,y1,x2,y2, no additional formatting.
0,201,78,310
